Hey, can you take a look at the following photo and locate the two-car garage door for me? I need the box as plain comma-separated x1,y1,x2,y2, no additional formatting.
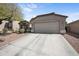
34,22,60,33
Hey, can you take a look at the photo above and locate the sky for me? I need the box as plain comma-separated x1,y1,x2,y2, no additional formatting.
17,3,79,23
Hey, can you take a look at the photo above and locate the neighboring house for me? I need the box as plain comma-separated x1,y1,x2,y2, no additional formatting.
0,20,8,32
12,21,20,32
67,20,79,34
0,20,20,33
30,12,68,34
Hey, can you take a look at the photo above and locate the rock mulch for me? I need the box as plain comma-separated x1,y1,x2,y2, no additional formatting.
63,34,79,53
0,33,24,47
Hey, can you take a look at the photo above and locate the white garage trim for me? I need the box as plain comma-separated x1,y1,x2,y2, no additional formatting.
34,21,60,33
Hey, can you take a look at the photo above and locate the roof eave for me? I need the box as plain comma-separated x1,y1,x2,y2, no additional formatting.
30,13,68,22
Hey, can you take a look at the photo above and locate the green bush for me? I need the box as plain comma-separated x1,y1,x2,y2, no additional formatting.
19,29,25,33
3,28,8,34
0,31,3,34
14,30,19,33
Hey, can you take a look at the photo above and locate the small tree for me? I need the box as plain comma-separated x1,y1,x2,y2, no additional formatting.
0,3,23,34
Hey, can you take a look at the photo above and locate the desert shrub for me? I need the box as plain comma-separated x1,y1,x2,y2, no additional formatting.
0,31,3,34
13,30,19,33
19,29,25,33
3,28,8,34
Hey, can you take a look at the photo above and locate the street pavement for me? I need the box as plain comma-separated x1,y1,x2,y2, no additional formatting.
0,33,78,56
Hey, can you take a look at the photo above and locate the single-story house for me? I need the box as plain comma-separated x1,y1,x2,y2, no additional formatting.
0,20,20,33
67,20,79,34
30,12,68,34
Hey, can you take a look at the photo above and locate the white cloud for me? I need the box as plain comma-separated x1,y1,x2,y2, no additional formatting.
27,3,38,9
24,7,32,12
65,13,79,23
22,3,38,12
32,15,37,18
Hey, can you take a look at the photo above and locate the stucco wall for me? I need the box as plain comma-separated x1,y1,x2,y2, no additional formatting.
31,15,66,33
13,21,20,32
0,20,8,32
0,21,20,32
69,21,79,34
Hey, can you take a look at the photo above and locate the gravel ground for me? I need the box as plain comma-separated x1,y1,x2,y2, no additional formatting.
0,33,24,47
63,34,79,53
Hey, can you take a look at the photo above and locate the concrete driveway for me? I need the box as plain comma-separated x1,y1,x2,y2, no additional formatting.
0,33,78,56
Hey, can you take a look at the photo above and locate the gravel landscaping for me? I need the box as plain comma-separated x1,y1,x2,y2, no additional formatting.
63,33,79,53
0,33,24,47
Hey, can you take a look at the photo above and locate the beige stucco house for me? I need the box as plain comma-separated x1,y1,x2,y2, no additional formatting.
30,12,68,34
67,20,79,34
0,20,20,33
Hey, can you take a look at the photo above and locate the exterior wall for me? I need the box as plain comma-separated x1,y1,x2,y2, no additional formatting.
31,15,66,33
0,20,8,32
31,23,35,32
69,21,79,34
0,21,20,32
12,21,20,32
